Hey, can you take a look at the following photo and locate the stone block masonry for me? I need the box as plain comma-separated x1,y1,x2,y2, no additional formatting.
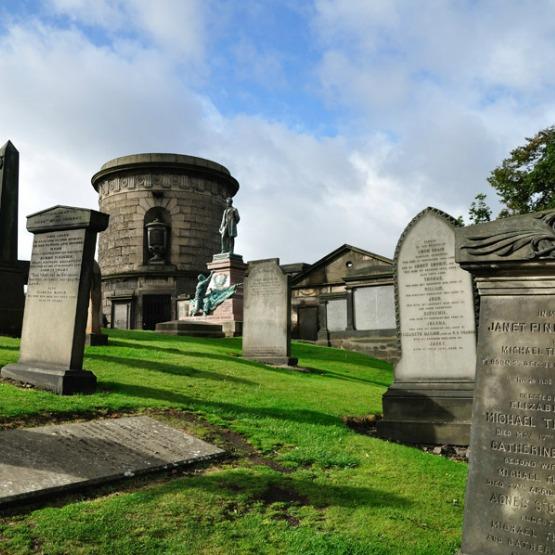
91,153,240,330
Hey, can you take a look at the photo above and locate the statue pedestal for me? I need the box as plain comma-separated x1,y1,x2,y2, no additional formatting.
200,253,246,336
156,253,246,338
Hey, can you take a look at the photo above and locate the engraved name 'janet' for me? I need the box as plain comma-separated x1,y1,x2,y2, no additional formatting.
488,321,555,333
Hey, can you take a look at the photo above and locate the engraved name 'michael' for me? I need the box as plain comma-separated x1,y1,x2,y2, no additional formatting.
488,321,555,333
486,412,537,428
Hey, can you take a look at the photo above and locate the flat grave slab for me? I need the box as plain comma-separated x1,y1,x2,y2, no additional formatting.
0,415,225,507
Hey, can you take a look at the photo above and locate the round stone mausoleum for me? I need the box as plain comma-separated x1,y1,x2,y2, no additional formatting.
91,153,239,330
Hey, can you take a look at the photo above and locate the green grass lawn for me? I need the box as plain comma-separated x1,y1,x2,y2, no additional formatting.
0,330,466,555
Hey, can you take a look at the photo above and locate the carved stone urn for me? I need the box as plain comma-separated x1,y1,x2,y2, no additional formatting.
145,218,169,264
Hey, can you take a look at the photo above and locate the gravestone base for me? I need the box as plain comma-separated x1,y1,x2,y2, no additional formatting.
244,355,298,367
156,320,225,338
378,381,474,445
2,364,97,395
85,333,109,346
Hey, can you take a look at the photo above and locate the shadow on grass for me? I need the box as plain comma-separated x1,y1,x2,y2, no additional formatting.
292,344,393,372
104,339,390,388
100,381,343,428
148,468,412,510
88,353,255,386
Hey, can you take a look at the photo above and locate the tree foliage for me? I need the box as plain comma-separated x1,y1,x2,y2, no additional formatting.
468,192,492,224
488,126,555,216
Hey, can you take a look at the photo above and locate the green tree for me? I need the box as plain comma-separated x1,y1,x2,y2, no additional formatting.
468,192,492,224
488,126,555,216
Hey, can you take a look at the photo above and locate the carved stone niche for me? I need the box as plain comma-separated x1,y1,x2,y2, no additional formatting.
145,218,169,264
143,207,171,266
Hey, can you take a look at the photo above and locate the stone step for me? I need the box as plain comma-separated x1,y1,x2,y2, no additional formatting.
155,320,225,338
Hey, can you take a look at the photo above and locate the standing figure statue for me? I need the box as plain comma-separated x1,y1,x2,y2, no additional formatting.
219,197,240,254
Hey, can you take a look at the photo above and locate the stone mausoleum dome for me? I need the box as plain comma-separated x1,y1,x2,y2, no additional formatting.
91,153,239,330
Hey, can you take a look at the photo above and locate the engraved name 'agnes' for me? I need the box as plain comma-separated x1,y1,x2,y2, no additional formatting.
488,321,555,333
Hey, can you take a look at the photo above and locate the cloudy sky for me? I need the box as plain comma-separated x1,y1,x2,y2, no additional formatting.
2,0,555,263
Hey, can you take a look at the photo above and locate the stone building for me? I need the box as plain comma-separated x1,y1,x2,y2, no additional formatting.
91,153,239,330
289,244,399,361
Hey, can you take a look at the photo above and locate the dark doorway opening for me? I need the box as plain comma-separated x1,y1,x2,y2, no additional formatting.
142,295,172,330
298,306,318,341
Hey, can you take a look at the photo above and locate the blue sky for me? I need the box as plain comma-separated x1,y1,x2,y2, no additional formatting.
2,0,555,263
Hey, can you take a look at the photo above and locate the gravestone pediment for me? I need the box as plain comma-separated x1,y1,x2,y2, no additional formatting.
27,205,109,234
457,209,555,265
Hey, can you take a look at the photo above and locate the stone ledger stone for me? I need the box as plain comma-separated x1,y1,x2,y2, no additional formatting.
456,210,555,555
0,416,224,507
377,207,477,446
0,140,26,336
243,258,297,366
1,206,109,394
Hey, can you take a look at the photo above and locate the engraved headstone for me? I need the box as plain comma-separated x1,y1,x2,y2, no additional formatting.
2,206,109,394
243,258,297,366
377,207,477,445
456,210,555,555
0,140,26,336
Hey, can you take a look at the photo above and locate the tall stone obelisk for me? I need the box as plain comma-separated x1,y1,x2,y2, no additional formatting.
0,141,26,336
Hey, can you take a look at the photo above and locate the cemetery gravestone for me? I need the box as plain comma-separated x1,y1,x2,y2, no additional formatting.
0,140,26,336
243,258,297,366
377,207,477,445
456,210,555,555
2,206,109,394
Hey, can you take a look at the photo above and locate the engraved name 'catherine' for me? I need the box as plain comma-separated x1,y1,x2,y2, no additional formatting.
491,441,555,458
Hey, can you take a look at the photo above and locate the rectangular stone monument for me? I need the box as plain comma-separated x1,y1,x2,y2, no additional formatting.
456,210,555,555
2,206,109,394
243,258,297,366
377,207,477,445
0,140,26,336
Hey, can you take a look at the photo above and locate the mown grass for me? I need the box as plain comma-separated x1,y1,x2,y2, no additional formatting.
0,329,466,555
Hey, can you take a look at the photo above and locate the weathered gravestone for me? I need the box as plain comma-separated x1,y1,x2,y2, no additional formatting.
243,258,297,366
377,207,477,445
0,140,26,336
1,206,109,394
456,210,555,555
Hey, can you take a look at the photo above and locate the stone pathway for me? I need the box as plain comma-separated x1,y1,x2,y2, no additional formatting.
0,415,224,507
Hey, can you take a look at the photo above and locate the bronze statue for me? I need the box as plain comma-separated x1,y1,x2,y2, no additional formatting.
189,272,213,316
219,197,240,254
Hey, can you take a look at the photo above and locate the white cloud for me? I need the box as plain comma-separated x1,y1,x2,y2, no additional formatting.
3,1,555,268
1,14,421,265
311,0,555,218
48,0,208,62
